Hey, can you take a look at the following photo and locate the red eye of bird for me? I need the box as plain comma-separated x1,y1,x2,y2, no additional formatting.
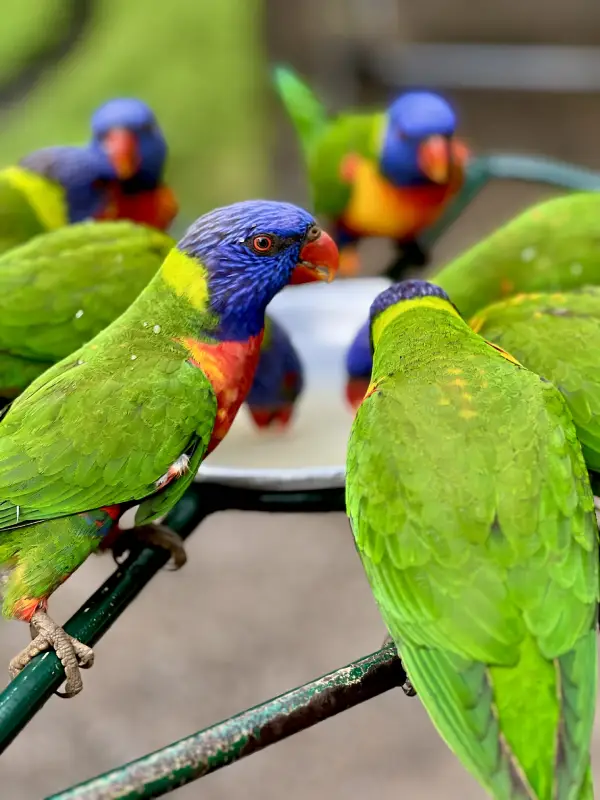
252,235,273,253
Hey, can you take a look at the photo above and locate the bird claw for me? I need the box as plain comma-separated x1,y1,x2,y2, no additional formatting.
112,523,187,571
381,633,417,698
10,610,94,698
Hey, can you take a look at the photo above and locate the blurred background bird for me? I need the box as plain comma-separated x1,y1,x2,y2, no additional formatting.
246,315,304,430
274,66,469,280
90,97,179,231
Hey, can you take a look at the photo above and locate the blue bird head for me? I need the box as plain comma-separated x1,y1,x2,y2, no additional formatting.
379,91,465,187
370,280,453,323
178,200,339,340
90,98,167,188
19,145,117,223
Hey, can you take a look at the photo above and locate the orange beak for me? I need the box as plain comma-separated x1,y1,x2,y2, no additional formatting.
290,229,339,285
418,135,471,184
103,128,140,180
418,135,452,184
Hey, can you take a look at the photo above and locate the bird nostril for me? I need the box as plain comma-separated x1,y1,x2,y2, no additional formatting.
307,225,321,241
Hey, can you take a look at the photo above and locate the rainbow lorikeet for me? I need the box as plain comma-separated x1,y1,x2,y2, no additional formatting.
434,191,600,319
0,200,338,697
346,280,598,799
90,98,179,231
274,66,469,279
0,222,306,430
246,315,303,429
0,99,176,258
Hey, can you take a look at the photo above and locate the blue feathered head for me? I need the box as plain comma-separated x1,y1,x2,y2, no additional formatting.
178,200,339,339
91,98,167,188
379,91,463,187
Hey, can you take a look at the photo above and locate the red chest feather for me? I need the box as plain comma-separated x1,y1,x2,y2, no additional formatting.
97,185,179,231
181,333,264,453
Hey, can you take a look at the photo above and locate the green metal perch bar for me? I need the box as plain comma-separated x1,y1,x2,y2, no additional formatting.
421,153,600,250
0,479,345,755
47,643,405,800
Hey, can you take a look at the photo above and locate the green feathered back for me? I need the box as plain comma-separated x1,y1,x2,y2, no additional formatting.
0,221,173,396
471,286,600,474
434,192,600,318
346,300,598,799
0,260,217,535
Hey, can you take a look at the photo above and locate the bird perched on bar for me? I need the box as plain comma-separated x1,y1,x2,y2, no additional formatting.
0,98,177,256
246,315,304,430
0,200,338,697
346,279,598,799
433,191,600,319
274,66,469,279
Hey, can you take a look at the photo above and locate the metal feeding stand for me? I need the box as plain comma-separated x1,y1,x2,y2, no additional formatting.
1,153,599,799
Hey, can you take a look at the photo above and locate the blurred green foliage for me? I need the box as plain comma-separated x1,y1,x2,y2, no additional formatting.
0,1,67,82
0,0,269,222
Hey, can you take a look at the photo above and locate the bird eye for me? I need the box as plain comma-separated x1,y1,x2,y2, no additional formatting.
252,235,274,253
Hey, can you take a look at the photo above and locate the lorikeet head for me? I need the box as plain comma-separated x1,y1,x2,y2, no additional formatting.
379,92,469,187
369,280,458,348
178,200,339,339
246,317,304,430
91,98,167,185
345,320,372,411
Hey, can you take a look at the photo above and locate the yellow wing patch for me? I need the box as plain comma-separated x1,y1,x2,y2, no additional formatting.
3,166,67,231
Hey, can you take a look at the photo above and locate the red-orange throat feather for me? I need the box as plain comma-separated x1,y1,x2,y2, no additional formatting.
180,332,264,452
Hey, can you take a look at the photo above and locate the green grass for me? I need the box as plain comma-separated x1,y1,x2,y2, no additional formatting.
0,0,269,219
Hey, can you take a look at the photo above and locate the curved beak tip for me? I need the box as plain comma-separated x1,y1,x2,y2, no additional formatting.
291,230,339,285
418,135,452,184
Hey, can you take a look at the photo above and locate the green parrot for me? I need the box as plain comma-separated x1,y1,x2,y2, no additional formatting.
346,279,598,799
470,286,600,474
0,221,307,434
274,66,469,278
0,199,339,697
434,191,600,319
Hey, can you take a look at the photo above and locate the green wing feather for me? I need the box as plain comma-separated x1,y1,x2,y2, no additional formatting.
0,283,217,532
471,286,600,472
0,221,173,396
434,192,600,318
273,65,383,219
347,306,598,799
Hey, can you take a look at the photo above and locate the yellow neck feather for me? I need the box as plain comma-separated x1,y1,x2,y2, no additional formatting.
4,166,68,231
160,248,210,310
371,295,461,347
